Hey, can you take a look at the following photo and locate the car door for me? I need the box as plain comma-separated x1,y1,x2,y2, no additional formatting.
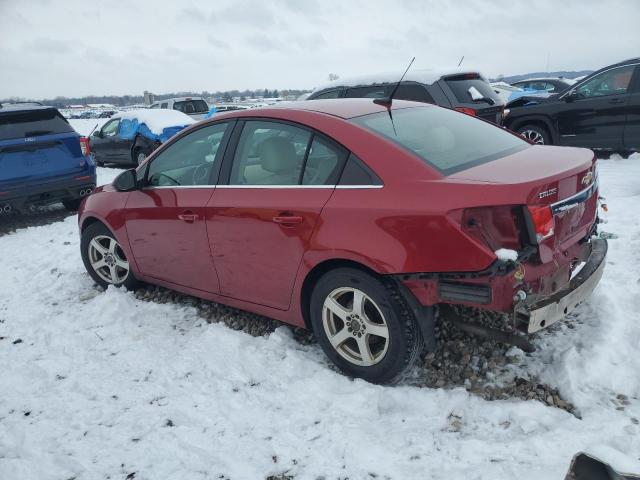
206,119,347,310
123,121,232,293
90,118,120,162
623,65,640,150
556,64,636,149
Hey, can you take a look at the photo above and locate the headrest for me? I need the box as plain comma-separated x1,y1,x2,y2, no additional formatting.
257,136,298,173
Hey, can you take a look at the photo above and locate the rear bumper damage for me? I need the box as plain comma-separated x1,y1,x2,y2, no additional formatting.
516,238,607,333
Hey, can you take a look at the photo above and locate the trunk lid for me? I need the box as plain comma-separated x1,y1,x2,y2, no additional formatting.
449,145,598,259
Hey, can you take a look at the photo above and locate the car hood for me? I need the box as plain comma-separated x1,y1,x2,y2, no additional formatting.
506,93,558,108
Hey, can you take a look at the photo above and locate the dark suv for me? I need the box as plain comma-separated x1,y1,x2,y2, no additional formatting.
307,69,505,124
504,58,640,151
0,105,96,212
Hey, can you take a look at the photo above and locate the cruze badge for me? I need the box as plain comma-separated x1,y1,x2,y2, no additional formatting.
581,171,593,186
539,188,558,199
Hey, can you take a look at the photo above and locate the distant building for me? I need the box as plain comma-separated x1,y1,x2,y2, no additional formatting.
143,91,155,106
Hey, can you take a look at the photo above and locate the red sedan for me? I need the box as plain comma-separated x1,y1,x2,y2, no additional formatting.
78,99,606,383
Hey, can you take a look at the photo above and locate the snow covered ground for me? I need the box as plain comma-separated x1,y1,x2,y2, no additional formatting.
1,155,639,479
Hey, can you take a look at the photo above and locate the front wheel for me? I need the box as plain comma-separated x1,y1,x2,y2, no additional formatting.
310,268,422,384
80,222,139,290
517,124,551,145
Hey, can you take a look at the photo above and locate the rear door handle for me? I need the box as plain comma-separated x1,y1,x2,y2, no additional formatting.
273,215,303,226
178,211,199,223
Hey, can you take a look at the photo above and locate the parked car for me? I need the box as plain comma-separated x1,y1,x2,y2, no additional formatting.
308,68,505,124
504,58,640,150
89,109,194,166
510,77,574,95
98,110,117,119
0,104,95,212
214,104,251,112
78,99,606,384
149,97,210,120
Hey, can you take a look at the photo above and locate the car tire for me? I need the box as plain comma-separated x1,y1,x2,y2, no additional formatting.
62,199,82,211
517,124,551,145
310,267,422,384
80,222,140,290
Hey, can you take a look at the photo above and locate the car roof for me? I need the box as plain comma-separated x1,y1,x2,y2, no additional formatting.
213,98,433,120
513,77,572,83
0,104,58,114
311,67,484,93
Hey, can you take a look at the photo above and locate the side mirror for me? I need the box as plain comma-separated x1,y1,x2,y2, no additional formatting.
565,90,579,102
113,169,138,192
92,130,101,138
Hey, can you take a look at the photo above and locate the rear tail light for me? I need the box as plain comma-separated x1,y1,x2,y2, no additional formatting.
527,205,554,242
80,137,91,157
455,107,476,116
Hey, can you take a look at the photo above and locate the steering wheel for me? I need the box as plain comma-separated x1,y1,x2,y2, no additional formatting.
192,164,210,185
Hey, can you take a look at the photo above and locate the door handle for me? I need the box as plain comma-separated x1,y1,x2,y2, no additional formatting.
608,98,625,104
272,215,303,226
178,211,199,223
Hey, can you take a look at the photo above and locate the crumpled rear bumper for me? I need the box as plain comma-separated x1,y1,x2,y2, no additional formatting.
516,238,607,333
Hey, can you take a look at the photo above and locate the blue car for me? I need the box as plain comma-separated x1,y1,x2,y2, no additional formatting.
0,105,96,212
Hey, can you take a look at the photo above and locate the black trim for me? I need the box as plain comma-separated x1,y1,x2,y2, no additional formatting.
439,281,492,304
0,174,96,210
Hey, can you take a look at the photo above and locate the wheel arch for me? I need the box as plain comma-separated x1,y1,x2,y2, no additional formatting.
509,115,557,144
80,215,106,233
299,258,382,330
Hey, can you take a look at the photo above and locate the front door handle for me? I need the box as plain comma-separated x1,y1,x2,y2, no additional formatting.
273,215,303,226
178,211,199,223
608,98,625,104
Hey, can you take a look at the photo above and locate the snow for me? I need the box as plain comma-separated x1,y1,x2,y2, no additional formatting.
114,109,195,135
69,118,108,136
1,156,640,479
495,248,518,262
311,67,485,93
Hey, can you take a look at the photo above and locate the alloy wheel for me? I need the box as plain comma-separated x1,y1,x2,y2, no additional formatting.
137,152,146,165
88,235,129,284
322,287,390,367
520,129,545,144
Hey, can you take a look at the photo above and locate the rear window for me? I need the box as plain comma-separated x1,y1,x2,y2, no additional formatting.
351,106,528,175
173,100,209,114
445,74,500,104
0,109,73,141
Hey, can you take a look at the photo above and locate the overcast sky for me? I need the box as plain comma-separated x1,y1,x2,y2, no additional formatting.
1,0,639,99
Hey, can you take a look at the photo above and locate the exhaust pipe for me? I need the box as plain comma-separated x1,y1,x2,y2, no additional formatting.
3,204,12,213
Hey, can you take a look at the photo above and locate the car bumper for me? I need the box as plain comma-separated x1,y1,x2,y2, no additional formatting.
516,238,607,333
0,173,96,211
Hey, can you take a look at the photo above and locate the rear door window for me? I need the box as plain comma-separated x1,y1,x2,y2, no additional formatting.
0,109,73,141
395,84,435,103
301,136,346,185
345,85,389,99
312,90,342,99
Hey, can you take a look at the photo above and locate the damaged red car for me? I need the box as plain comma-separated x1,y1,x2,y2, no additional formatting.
78,99,606,384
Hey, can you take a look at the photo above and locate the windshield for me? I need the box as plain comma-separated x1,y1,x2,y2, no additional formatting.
173,100,209,114
0,108,74,141
351,106,529,175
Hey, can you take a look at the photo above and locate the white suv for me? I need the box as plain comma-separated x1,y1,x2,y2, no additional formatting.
149,97,210,120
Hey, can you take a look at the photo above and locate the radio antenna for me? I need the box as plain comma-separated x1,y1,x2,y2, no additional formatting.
373,57,415,107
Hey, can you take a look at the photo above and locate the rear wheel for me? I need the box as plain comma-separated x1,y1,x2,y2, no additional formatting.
517,124,551,145
81,222,139,290
310,268,422,384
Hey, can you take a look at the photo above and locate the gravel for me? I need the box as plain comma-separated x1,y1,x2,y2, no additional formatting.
133,284,576,415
